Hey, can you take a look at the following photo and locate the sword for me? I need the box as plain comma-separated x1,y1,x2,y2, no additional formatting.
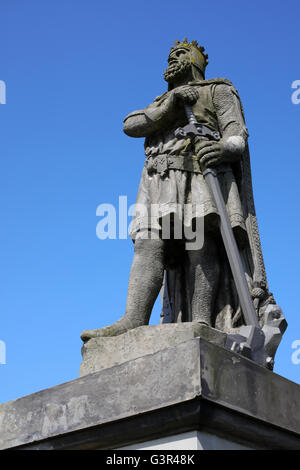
175,104,263,353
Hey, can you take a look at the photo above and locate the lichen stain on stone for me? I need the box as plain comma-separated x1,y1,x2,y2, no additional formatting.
40,395,91,438
41,403,68,436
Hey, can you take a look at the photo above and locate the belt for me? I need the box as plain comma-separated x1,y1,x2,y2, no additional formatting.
145,154,202,176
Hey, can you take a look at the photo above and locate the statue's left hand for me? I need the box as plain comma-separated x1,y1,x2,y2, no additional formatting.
196,140,228,169
196,138,243,169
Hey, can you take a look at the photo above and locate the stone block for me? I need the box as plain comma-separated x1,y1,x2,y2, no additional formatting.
80,323,226,376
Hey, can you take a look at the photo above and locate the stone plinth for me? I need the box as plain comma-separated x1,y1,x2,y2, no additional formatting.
0,336,300,450
80,323,226,376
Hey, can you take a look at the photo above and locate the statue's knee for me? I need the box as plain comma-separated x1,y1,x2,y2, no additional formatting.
134,233,164,258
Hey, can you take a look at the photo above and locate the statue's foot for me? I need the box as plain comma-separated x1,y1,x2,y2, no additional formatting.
80,317,138,343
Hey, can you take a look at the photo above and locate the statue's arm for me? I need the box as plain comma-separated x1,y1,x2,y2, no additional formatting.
123,92,175,138
213,83,249,154
197,83,248,168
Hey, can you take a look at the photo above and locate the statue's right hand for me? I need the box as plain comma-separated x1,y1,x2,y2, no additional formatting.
172,86,199,106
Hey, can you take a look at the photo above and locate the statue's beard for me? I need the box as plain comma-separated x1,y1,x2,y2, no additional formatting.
164,59,191,84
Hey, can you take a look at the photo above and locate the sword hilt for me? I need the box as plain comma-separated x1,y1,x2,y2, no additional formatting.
174,104,220,141
184,104,198,125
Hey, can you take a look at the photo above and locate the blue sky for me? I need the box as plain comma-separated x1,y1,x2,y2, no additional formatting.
0,0,300,403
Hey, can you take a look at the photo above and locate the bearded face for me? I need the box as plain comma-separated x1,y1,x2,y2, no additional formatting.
164,48,192,84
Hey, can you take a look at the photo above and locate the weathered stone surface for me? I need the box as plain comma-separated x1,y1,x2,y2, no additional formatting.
0,339,300,450
199,340,300,435
80,323,226,376
0,339,202,450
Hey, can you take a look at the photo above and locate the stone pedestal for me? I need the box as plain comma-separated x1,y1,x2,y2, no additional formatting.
79,323,226,376
0,327,300,450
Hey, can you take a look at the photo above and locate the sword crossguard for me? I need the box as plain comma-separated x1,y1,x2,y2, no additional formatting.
174,122,220,141
174,105,220,141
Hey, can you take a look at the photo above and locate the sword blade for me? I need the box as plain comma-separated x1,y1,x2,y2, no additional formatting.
203,168,258,327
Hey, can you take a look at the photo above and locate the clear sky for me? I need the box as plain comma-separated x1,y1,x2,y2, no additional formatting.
0,0,300,403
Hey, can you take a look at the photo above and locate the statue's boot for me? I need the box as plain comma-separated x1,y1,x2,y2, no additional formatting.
80,315,141,342
81,238,165,343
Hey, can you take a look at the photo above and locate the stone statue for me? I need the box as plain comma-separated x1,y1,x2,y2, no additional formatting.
81,39,286,367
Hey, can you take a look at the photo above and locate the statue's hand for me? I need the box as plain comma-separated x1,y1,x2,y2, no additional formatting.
172,86,199,106
197,140,227,169
197,137,244,169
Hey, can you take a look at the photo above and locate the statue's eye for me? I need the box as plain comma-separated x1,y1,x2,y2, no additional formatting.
168,49,186,63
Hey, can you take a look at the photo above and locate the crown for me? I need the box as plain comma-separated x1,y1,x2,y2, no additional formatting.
170,38,209,66
169,38,209,76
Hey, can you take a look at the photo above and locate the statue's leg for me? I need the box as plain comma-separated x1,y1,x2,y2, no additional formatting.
81,233,165,341
186,234,220,326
